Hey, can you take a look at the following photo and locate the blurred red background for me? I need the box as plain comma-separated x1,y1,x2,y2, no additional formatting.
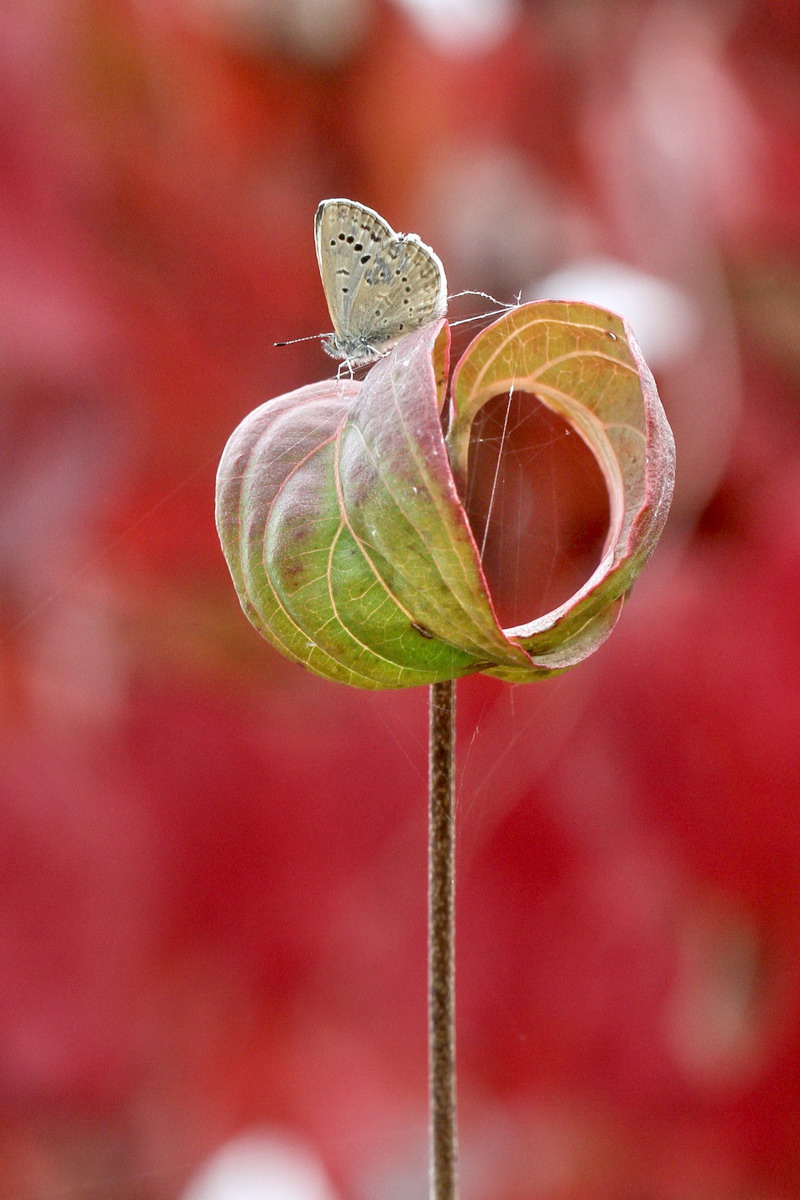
3,1,800,1197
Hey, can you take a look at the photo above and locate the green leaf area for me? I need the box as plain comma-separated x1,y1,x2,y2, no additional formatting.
216,302,675,689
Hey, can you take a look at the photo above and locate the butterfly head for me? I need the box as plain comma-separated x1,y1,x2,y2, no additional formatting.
322,332,385,368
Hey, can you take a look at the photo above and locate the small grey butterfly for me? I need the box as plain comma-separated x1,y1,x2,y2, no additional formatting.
315,198,448,367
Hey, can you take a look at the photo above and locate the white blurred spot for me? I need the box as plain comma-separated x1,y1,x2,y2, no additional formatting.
432,148,561,295
630,5,764,230
529,258,700,369
180,1132,339,1200
392,0,518,55
665,901,769,1089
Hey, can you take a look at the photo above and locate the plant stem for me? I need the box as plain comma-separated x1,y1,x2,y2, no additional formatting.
428,679,458,1200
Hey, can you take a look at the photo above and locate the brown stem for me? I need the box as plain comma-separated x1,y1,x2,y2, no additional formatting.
428,679,458,1200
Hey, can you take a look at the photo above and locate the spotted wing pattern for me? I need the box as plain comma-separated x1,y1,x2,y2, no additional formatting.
315,198,448,365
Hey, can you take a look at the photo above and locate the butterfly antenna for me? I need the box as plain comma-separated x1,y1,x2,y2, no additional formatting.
274,332,328,348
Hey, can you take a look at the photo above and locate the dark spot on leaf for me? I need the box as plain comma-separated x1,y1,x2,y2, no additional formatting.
411,622,434,639
346,235,354,243
360,254,371,263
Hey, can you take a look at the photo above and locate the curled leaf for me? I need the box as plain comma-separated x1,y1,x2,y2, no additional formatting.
216,302,675,689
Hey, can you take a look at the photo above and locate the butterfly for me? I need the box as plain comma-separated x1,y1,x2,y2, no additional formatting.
315,198,448,367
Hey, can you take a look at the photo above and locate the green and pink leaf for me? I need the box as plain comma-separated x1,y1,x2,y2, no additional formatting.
216,302,675,689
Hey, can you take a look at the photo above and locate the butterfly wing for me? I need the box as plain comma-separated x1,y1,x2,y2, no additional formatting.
315,199,396,352
366,232,449,353
315,198,448,362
